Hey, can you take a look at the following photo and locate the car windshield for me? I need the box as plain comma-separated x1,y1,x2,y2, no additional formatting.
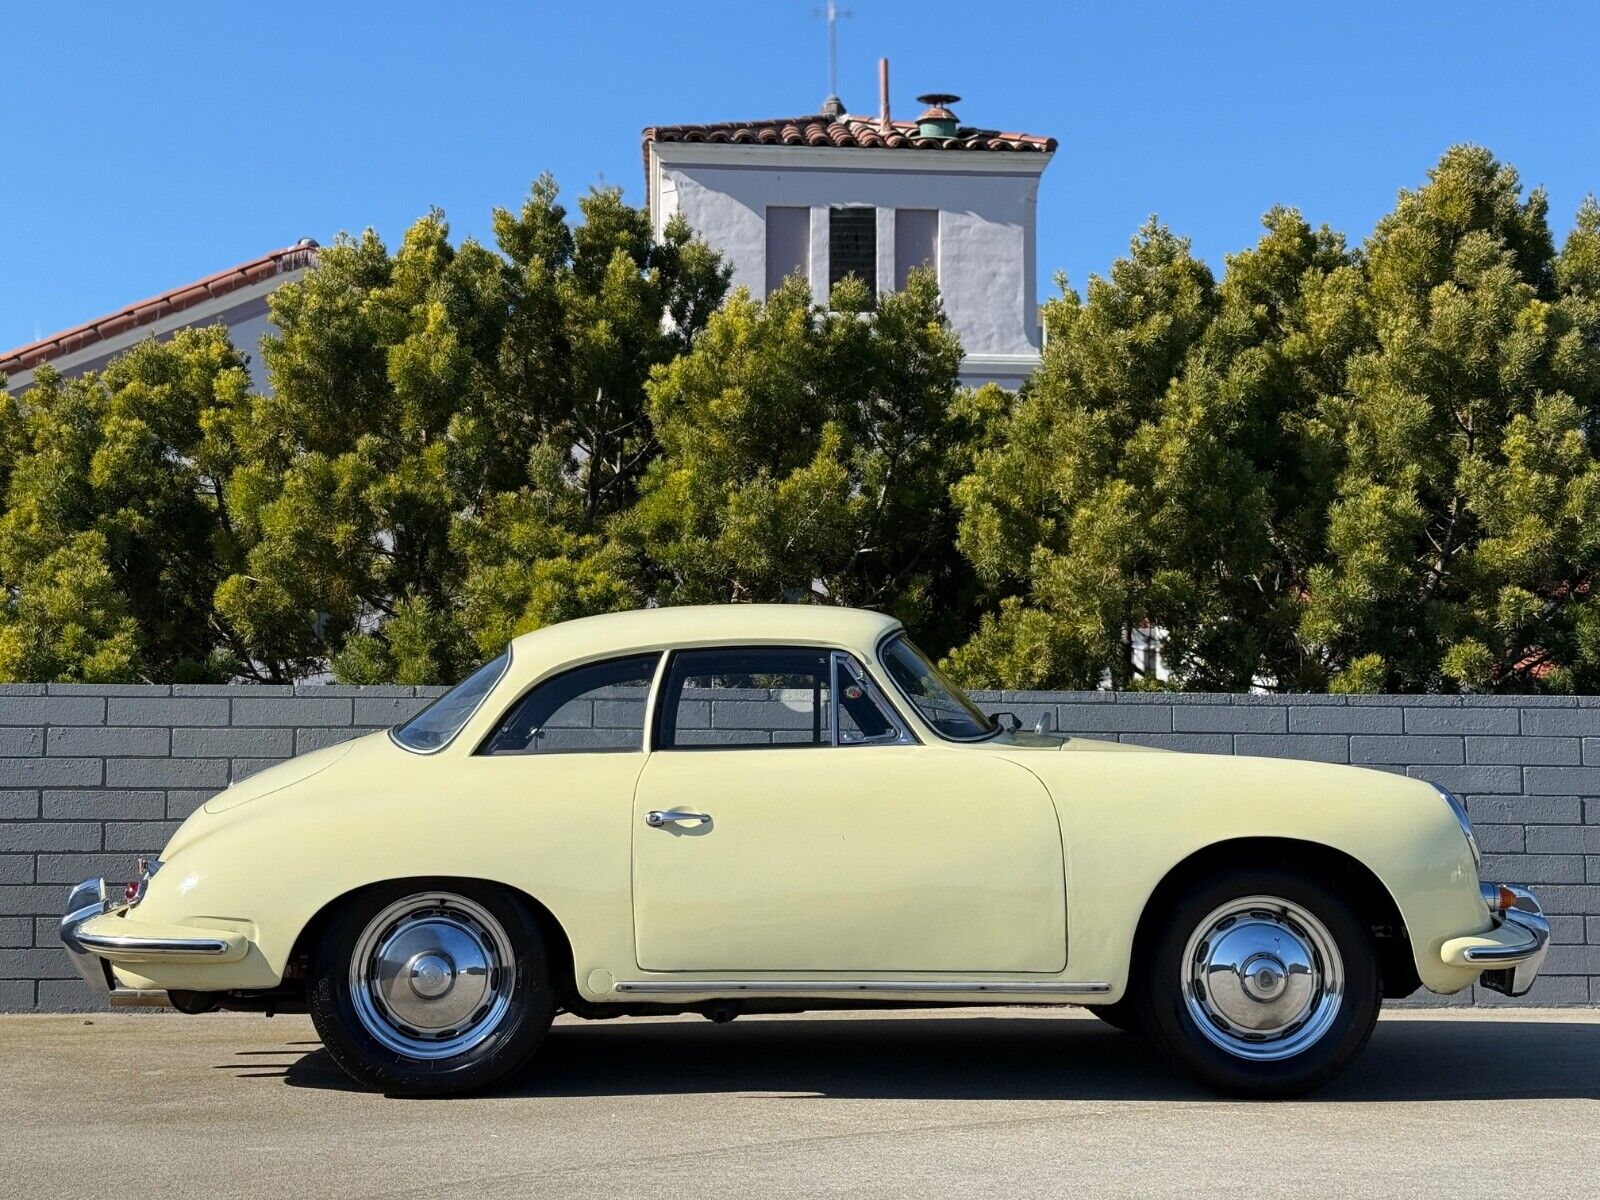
391,651,510,753
879,634,996,741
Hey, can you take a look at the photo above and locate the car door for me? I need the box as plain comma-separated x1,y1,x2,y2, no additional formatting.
631,645,1067,974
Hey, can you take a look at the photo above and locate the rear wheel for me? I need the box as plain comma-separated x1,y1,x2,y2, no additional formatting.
308,882,554,1096
1134,868,1381,1098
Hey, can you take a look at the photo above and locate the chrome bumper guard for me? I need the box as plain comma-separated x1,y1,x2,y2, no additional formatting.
59,876,181,1008
1470,883,1550,997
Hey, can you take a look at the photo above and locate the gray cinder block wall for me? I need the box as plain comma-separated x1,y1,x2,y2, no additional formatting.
2,684,1598,1011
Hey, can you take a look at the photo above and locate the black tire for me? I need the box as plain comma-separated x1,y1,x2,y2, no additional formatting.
308,881,555,1097
1132,868,1381,1099
1085,997,1140,1034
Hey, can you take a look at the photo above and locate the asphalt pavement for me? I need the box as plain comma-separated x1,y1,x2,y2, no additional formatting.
4,1006,1597,1198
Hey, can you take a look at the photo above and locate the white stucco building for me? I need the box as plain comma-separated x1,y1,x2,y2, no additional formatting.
644,79,1054,389
0,240,319,394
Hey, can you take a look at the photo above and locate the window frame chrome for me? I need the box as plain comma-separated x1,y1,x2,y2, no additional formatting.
831,650,914,747
874,629,1000,744
389,647,513,757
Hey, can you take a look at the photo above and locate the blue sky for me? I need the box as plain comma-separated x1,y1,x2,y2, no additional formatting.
5,1,1600,351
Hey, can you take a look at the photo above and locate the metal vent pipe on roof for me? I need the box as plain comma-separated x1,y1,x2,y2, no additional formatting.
915,93,960,139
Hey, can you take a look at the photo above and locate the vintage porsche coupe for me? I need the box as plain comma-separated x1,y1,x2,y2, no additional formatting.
61,606,1548,1097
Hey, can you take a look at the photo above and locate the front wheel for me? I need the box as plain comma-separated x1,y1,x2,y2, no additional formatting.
1134,869,1381,1098
308,882,555,1096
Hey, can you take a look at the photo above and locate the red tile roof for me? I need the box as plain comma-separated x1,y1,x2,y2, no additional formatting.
1,241,320,379
643,113,1056,155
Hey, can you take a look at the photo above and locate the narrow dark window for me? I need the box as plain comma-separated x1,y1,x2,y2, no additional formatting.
828,206,877,302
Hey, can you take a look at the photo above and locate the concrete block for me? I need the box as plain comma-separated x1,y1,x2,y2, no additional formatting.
1472,824,1524,853
1478,853,1585,884
0,822,99,852
1351,736,1463,765
712,700,816,730
35,853,144,885
1470,975,1591,1006
1524,826,1600,855
1232,734,1349,763
102,821,184,853
233,697,352,727
352,697,430,726
0,885,65,915
296,728,368,755
1466,736,1579,766
1116,733,1233,754
0,948,73,979
1288,706,1400,734
1056,704,1170,732
34,980,106,1012
1407,765,1521,793
1403,707,1518,735
171,727,294,758
1525,766,1600,796
1520,709,1600,738
0,856,32,884
0,980,33,1011
42,790,165,820
0,917,30,947
1466,795,1581,823
105,758,230,790
107,697,227,727
0,759,102,788
166,791,220,819
0,791,38,819
0,696,104,726
46,726,168,757
1172,706,1287,734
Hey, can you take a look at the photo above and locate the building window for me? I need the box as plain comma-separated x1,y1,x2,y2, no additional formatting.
828,206,877,303
895,209,938,290
765,207,810,296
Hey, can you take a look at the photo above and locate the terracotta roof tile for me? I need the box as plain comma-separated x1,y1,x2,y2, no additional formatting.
1,241,321,379
643,113,1056,155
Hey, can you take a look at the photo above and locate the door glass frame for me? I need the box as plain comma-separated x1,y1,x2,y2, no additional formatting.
647,645,917,751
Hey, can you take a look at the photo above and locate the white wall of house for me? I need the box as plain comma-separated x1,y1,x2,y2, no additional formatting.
648,142,1049,389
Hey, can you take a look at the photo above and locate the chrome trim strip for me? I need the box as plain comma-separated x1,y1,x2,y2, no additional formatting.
613,979,1112,995
77,932,232,957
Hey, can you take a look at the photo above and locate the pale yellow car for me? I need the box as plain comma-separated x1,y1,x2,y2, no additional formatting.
61,605,1548,1097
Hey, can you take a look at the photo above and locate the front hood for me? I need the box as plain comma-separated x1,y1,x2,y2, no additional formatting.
201,738,361,814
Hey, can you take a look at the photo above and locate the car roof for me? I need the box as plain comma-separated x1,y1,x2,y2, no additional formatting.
506,604,904,670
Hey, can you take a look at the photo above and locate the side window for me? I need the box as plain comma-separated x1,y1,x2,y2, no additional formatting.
834,654,903,744
658,647,831,749
479,653,660,755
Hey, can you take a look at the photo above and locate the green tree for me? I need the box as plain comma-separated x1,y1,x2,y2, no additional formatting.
1302,147,1600,692
210,178,728,682
617,270,981,653
0,329,251,681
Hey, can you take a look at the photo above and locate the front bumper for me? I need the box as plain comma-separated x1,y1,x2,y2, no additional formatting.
59,876,239,1008
1439,883,1550,997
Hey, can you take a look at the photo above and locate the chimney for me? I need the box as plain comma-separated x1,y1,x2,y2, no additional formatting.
915,93,961,139
879,58,891,133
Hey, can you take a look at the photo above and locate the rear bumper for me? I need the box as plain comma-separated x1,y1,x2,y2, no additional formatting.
1439,883,1550,997
59,877,239,1008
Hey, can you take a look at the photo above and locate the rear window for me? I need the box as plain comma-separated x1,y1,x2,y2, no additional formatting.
391,652,509,753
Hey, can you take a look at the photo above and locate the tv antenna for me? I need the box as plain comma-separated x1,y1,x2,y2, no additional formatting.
815,0,852,117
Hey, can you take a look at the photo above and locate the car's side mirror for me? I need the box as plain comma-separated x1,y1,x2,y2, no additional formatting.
991,711,1021,732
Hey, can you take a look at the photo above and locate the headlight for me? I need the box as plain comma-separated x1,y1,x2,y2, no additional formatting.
1433,785,1481,868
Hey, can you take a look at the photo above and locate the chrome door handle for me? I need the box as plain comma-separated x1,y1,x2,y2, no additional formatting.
646,809,711,828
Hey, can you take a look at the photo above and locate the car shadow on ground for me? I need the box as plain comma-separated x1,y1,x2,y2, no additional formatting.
268,1013,1600,1102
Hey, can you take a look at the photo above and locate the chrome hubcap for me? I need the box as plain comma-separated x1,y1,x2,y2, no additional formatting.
1182,895,1344,1061
349,893,516,1060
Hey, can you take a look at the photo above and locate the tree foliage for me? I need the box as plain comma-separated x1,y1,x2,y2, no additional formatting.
950,146,1600,693
4,148,1599,693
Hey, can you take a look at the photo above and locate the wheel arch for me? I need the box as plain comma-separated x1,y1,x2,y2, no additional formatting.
285,875,579,1004
1128,836,1420,1000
